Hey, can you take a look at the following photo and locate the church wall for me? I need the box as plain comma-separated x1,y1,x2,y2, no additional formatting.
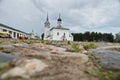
51,29,73,41
44,27,50,40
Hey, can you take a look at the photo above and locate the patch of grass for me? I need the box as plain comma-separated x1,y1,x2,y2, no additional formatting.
45,40,52,45
67,41,71,45
11,39,19,44
71,43,80,52
83,43,96,50
41,40,44,43
0,39,5,43
2,50,11,54
24,40,32,44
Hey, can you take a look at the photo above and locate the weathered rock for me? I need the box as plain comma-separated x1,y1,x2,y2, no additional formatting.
0,52,19,62
1,59,48,79
0,45,14,49
13,43,29,48
89,49,120,71
45,45,66,51
0,40,99,80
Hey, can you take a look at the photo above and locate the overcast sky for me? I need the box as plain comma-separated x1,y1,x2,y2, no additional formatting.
0,0,120,36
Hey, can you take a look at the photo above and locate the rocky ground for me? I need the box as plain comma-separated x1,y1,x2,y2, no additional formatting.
90,46,120,71
0,39,120,80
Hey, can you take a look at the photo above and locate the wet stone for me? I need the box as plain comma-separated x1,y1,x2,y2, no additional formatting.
89,49,120,71
0,52,19,62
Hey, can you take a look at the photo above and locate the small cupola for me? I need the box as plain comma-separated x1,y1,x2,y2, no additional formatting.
57,14,62,21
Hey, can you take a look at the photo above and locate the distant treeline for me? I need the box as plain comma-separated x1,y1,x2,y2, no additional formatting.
72,32,114,42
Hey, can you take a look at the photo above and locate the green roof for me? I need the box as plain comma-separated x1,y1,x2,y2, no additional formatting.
0,23,28,34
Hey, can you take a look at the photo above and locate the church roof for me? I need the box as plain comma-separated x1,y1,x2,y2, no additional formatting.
50,27,69,31
0,23,27,34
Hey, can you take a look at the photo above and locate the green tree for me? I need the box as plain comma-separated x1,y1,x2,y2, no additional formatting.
115,32,120,42
41,33,44,40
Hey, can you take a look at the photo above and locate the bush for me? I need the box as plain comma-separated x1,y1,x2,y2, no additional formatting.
71,43,80,52
45,40,52,45
67,41,71,45
83,43,96,50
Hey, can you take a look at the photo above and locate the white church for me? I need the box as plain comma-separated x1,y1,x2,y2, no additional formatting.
44,14,73,41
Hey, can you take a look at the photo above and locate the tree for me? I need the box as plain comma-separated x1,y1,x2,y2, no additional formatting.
72,32,114,42
115,32,120,42
41,33,44,40
84,32,90,41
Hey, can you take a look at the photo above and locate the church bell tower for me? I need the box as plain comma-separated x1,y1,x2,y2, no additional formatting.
44,14,50,40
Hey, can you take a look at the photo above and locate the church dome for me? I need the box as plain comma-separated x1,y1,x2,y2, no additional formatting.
57,18,62,21
57,14,62,21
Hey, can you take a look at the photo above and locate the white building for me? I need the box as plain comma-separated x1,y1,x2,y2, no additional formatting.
0,23,28,38
44,14,73,41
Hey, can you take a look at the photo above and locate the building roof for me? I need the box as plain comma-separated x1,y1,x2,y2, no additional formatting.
50,27,69,31
0,23,28,34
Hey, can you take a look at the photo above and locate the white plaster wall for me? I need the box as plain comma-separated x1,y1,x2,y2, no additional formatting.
51,29,73,41
0,25,27,38
44,27,50,40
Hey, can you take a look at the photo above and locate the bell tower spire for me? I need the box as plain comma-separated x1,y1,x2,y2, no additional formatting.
45,13,50,28
47,13,49,21
44,13,50,40
59,13,60,19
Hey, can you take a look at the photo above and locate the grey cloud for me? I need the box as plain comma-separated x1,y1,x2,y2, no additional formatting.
0,0,120,36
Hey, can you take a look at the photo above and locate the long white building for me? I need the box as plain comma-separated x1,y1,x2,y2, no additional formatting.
44,14,73,41
0,23,28,38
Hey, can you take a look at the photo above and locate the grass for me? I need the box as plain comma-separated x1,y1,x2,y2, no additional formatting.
2,50,11,54
83,42,96,50
67,41,71,45
11,39,19,44
66,42,81,52
45,40,52,45
71,43,80,52
23,40,32,44
0,39,5,43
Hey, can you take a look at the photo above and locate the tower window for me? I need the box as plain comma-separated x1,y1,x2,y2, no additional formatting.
57,32,59,36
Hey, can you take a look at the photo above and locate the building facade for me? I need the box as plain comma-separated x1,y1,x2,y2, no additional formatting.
44,14,73,41
0,23,28,38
